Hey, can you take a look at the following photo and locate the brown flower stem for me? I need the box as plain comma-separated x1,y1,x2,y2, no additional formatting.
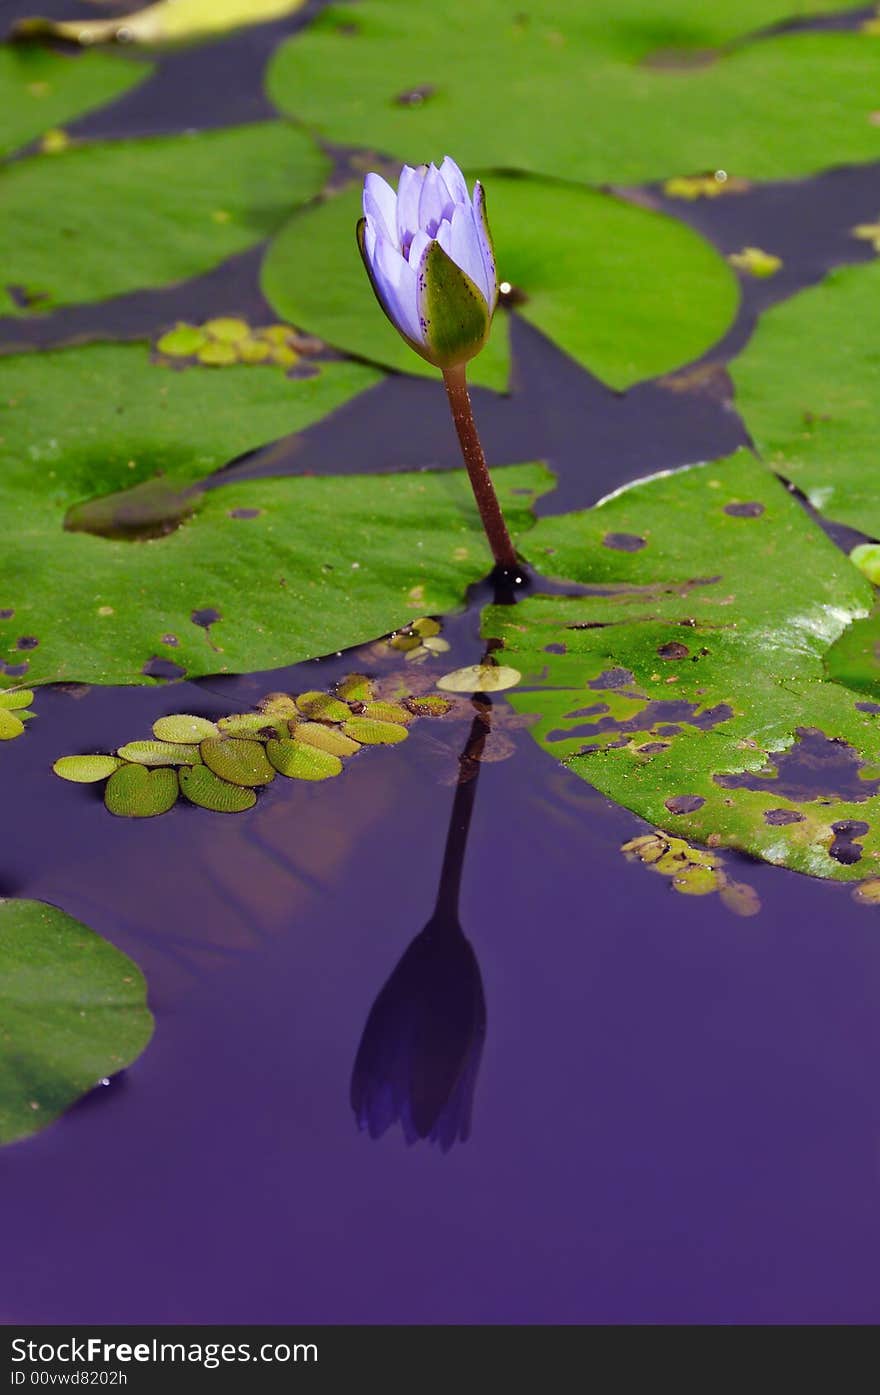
442,363,519,571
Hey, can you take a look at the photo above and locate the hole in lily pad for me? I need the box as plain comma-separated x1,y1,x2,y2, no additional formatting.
724,501,766,519
829,820,870,866
664,794,706,815
763,808,806,827
393,85,436,106
142,657,186,681
716,728,880,803
602,533,647,552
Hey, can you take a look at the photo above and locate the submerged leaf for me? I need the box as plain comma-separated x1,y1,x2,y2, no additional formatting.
0,898,153,1146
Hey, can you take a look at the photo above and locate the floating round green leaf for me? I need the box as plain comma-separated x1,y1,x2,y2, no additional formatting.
53,754,124,783
268,1,879,187
295,691,352,722
405,695,453,717
178,764,258,813
488,450,880,881
117,741,202,767
262,177,738,391
105,765,179,818
732,261,880,540
201,737,276,787
217,713,280,738
266,738,343,779
295,722,361,757
825,612,880,702
0,44,151,162
0,897,153,1145
152,714,220,744
336,674,374,703
156,325,209,357
341,718,409,745
0,122,330,318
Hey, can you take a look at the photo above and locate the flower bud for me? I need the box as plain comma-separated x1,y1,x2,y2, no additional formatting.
357,157,497,370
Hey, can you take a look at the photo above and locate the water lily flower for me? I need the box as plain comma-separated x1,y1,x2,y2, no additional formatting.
357,157,497,370
357,158,520,574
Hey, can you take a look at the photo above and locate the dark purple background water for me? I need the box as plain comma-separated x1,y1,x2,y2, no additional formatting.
1,0,880,1325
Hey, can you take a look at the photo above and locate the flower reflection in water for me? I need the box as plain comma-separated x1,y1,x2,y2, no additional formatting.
350,704,489,1151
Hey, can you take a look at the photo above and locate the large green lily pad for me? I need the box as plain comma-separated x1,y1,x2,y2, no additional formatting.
0,898,153,1146
268,2,880,185
732,259,880,540
0,121,329,317
0,341,550,687
262,177,738,391
0,43,150,162
491,450,880,881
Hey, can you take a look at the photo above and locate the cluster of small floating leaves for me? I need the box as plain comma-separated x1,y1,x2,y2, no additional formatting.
0,689,35,742
155,318,322,372
727,247,782,278
621,831,761,917
662,173,750,201
53,677,453,817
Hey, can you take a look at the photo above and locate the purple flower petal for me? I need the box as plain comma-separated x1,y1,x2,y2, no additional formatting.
438,155,468,206
472,181,498,311
439,206,490,305
363,172,399,248
372,227,423,345
418,163,453,238
396,164,425,249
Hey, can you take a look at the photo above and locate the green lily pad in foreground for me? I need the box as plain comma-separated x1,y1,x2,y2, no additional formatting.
493,450,880,881
0,121,329,317
0,898,153,1146
0,44,150,162
0,341,550,687
732,259,880,541
263,176,738,391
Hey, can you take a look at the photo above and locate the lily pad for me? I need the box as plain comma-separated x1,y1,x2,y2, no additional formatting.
14,0,307,47
178,764,258,813
105,764,179,817
268,2,879,186
732,260,880,539
0,44,150,162
488,450,880,880
0,122,329,317
0,341,548,688
266,737,343,779
262,177,738,391
0,897,153,1146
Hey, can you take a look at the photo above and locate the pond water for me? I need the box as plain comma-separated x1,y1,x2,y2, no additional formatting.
2,0,880,1326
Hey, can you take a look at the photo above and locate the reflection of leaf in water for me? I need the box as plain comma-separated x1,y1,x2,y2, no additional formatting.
14,0,307,47
489,450,880,880
263,176,738,392
0,898,153,1146
0,342,550,687
733,260,880,539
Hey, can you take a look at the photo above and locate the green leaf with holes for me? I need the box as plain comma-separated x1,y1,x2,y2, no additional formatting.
732,259,880,540
0,44,151,162
0,898,153,1146
0,121,329,317
267,1,879,188
0,341,549,688
489,449,880,881
263,176,738,391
